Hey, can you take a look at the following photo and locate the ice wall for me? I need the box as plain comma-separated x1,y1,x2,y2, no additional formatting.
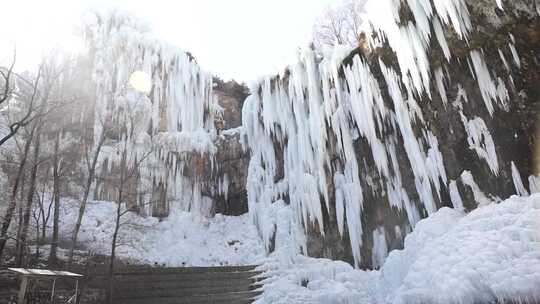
83,10,221,214
242,0,533,267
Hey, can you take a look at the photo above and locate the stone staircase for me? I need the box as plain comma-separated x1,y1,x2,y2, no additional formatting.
108,265,264,304
0,265,264,304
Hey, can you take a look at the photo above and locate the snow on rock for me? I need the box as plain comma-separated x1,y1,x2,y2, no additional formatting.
256,194,540,304
59,200,265,266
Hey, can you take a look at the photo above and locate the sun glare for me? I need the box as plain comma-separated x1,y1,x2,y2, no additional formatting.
129,71,152,94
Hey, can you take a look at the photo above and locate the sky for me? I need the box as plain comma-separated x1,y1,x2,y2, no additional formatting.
0,0,338,83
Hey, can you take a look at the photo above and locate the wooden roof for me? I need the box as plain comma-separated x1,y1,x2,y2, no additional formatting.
8,268,83,278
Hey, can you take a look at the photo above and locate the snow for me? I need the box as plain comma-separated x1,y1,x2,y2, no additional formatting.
221,126,243,137
256,194,540,304
58,199,265,266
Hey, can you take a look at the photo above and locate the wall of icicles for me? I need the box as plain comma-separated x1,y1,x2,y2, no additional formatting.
83,10,226,216
242,0,539,268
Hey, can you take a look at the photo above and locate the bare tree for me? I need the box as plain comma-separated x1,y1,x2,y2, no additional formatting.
49,131,62,265
0,65,44,262
15,129,41,267
67,127,107,266
44,54,86,266
14,59,59,266
106,147,153,304
313,0,367,49
0,53,79,264
0,126,35,263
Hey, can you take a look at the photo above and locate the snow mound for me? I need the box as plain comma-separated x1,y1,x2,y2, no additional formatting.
256,194,540,304
60,200,265,266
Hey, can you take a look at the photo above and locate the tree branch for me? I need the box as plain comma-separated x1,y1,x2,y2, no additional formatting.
0,48,16,105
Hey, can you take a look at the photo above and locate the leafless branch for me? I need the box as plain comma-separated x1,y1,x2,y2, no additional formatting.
0,65,43,146
0,48,16,105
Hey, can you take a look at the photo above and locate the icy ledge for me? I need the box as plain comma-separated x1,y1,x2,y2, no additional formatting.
255,194,540,304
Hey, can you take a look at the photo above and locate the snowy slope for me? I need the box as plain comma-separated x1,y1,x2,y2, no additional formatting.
59,200,265,266
256,194,540,304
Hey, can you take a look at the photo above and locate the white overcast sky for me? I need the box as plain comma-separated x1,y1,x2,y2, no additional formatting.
0,0,338,83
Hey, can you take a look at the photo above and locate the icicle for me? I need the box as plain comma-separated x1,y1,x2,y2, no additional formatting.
434,67,448,106
469,50,498,116
528,175,540,193
498,49,510,71
508,41,521,69
461,114,499,175
371,226,388,269
511,161,529,196
460,171,492,206
449,180,465,211
379,60,443,215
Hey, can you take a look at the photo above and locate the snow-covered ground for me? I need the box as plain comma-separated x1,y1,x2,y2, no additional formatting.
256,194,540,304
58,200,266,266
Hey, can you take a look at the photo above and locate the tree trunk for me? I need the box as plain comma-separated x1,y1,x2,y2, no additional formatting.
49,132,61,265
0,129,34,263
67,131,106,266
41,210,46,244
108,197,122,304
15,176,25,263
16,131,41,267
39,189,48,243
34,209,41,259
107,146,127,304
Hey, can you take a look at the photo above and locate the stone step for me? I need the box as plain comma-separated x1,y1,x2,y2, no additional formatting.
114,290,263,304
73,265,259,276
113,271,262,282
112,277,258,290
113,284,260,299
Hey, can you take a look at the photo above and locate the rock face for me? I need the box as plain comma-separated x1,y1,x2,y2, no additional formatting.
214,79,249,130
306,1,539,268
200,81,250,216
201,130,250,216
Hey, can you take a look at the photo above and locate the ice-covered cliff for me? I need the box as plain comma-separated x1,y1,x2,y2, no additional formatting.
241,0,540,268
